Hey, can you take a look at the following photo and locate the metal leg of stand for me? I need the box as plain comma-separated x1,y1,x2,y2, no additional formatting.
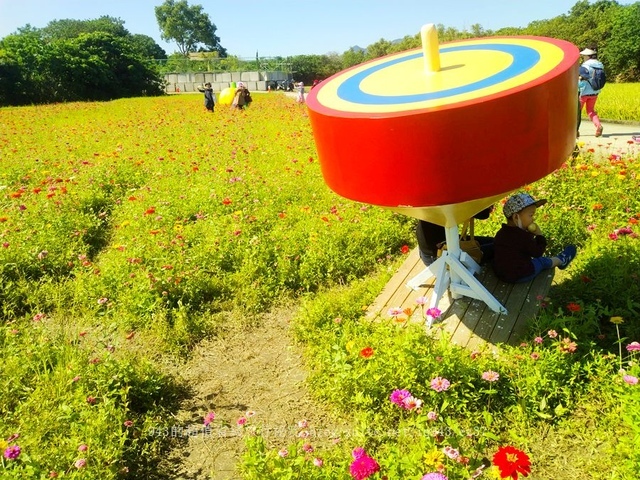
407,225,507,328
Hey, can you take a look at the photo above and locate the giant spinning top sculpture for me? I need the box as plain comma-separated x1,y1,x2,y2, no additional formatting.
306,25,579,324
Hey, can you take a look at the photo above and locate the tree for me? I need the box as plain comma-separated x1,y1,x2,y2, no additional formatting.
129,34,167,59
606,2,640,80
40,16,130,41
155,0,226,56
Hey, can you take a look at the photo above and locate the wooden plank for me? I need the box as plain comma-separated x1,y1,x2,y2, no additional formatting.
468,278,513,347
366,248,555,351
366,248,422,319
507,270,555,343
449,266,500,347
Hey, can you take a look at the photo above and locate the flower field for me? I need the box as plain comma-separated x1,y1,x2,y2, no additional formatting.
1,85,640,479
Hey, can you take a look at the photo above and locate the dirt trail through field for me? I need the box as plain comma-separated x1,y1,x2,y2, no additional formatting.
161,305,344,479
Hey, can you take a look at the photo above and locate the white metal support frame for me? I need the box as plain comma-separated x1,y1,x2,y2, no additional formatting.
407,225,508,327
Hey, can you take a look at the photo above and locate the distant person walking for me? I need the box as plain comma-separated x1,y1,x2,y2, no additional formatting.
197,82,215,112
296,82,305,104
232,82,252,110
578,48,605,137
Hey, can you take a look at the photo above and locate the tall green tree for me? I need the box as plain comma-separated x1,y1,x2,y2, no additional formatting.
605,2,640,81
40,16,129,41
155,0,226,56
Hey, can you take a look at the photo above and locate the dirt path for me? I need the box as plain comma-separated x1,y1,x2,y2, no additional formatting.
160,304,343,479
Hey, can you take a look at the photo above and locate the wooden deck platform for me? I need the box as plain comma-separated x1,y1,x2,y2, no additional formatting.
366,248,554,351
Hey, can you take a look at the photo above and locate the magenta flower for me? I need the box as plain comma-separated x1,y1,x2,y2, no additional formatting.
482,370,500,382
623,375,638,385
389,389,411,406
430,376,451,392
422,473,448,480
349,448,380,480
626,342,640,352
3,445,21,460
203,411,215,426
534,336,543,344
236,416,247,426
426,307,442,318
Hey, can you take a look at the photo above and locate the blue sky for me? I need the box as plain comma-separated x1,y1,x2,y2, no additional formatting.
0,0,632,58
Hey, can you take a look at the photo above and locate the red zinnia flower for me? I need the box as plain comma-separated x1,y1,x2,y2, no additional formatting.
359,347,374,359
566,302,581,312
492,446,531,479
400,245,410,254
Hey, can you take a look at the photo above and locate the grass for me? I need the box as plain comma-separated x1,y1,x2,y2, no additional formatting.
1,83,640,479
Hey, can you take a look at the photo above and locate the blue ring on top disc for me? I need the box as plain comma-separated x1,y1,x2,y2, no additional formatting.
336,44,540,104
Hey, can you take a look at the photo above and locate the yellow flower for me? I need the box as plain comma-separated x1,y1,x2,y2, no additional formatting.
345,340,355,352
610,316,624,325
0,439,7,451
423,448,444,468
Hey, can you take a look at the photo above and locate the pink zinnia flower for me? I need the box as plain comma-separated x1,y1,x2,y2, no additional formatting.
236,416,247,426
626,342,640,352
313,457,324,467
422,473,448,480
278,448,288,458
427,411,438,421
402,395,423,411
3,445,21,460
430,376,450,392
415,296,428,305
74,458,87,469
548,329,558,339
534,336,543,344
349,448,380,480
426,307,442,319
623,375,638,385
203,411,215,426
302,443,314,453
443,446,459,459
297,419,309,429
482,370,500,382
389,389,411,406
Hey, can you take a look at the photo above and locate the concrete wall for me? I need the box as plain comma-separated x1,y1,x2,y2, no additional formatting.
164,71,291,93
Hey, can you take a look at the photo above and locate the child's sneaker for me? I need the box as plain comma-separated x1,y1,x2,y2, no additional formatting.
557,245,577,270
595,125,603,137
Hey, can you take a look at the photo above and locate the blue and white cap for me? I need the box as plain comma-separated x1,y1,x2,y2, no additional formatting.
503,193,547,218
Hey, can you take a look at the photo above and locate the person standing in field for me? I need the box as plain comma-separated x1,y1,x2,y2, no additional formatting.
197,82,215,112
578,48,605,137
232,82,252,110
296,82,305,104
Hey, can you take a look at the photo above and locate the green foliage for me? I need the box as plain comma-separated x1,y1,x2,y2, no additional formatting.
0,20,165,106
154,0,226,56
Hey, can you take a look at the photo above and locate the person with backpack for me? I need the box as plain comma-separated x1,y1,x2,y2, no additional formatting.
578,48,606,137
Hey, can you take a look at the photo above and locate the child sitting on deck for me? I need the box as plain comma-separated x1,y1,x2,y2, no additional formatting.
493,193,577,283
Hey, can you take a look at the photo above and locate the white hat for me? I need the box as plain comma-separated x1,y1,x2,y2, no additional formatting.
580,48,596,56
238,82,244,87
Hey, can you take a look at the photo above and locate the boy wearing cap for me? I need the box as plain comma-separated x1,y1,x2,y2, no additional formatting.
578,48,604,137
493,193,576,283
